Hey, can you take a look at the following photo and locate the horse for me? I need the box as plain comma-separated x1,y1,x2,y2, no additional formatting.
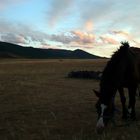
95,42,140,133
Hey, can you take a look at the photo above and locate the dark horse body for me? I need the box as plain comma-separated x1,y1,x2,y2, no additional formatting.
95,42,140,133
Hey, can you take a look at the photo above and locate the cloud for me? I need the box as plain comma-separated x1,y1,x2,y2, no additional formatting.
84,19,94,32
99,36,118,45
110,30,132,40
49,33,75,44
1,33,28,44
0,20,48,44
78,0,114,27
0,0,27,10
47,0,74,27
0,0,13,10
110,30,140,46
0,19,120,49
71,31,95,45
111,30,130,37
45,0,140,37
49,30,95,46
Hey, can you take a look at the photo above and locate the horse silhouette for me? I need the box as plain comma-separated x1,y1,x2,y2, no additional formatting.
95,42,140,134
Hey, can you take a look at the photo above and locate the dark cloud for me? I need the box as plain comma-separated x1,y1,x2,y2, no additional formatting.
49,33,75,44
1,33,28,44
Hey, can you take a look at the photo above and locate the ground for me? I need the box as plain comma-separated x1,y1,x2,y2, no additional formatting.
0,59,140,140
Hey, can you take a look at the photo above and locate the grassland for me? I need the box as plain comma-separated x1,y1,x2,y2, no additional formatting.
0,59,140,140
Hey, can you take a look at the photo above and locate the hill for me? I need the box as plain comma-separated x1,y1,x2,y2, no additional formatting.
0,41,103,59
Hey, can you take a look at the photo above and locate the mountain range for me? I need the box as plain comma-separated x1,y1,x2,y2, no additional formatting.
0,41,103,59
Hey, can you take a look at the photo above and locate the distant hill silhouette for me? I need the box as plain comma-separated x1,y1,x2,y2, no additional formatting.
0,41,104,59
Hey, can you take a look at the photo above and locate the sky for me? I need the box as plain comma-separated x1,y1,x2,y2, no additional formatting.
0,0,140,57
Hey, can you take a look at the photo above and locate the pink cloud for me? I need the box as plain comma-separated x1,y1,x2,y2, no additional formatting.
100,36,118,45
71,30,95,44
49,30,95,46
84,19,94,32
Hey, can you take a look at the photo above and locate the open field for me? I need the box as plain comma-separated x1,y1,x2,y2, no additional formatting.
0,59,140,140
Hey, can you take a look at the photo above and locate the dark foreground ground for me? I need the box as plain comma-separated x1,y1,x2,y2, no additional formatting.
0,59,140,140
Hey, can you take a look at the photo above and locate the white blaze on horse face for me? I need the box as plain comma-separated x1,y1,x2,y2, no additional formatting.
96,104,107,129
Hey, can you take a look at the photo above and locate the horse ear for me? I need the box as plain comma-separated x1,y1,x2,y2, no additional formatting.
93,89,100,98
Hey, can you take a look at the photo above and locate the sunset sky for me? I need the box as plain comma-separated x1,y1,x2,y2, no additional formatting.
0,0,140,57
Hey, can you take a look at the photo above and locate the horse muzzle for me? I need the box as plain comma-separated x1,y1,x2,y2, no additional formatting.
96,117,105,134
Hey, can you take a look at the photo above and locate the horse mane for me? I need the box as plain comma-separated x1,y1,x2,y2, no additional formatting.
110,42,130,63
101,42,130,89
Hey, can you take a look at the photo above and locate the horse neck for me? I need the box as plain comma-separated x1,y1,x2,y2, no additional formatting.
100,83,117,106
100,58,127,105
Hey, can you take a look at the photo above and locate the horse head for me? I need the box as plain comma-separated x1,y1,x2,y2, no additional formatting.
93,89,115,134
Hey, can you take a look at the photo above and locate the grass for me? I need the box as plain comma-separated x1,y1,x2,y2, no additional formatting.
0,59,140,140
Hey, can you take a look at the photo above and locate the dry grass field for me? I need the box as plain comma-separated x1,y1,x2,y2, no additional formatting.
0,59,140,140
